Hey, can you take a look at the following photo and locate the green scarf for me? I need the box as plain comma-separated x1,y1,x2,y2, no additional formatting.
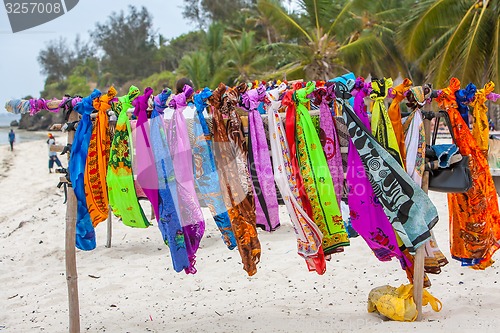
295,82,349,254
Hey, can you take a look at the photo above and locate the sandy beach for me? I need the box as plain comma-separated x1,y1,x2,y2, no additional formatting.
1,137,499,333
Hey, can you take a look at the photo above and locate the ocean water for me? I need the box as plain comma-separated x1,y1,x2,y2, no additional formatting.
0,128,48,146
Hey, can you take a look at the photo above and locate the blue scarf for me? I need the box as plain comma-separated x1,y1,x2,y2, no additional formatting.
150,100,191,272
192,88,237,249
70,89,101,250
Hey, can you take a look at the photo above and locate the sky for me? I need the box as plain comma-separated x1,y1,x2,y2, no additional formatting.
0,0,193,114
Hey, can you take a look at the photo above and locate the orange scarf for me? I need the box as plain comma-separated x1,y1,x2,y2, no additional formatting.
85,86,117,226
436,78,500,269
388,78,412,169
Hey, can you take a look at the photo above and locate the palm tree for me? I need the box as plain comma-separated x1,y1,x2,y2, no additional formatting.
399,0,500,87
258,0,347,80
258,0,413,81
224,30,271,83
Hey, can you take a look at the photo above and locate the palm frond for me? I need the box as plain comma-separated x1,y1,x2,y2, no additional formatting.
492,16,500,85
258,0,313,42
399,0,469,60
433,4,476,86
460,5,494,85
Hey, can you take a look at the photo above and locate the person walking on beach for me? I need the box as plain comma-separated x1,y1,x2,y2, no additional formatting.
47,133,63,173
8,129,15,151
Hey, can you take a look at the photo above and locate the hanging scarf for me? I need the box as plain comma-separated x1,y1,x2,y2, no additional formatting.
316,82,344,206
352,77,372,130
402,85,432,187
149,88,191,272
107,85,149,228
388,78,412,168
283,86,314,222
192,88,237,249
470,81,495,155
267,84,326,274
134,87,161,221
295,81,349,254
455,83,476,127
168,84,205,274
84,86,116,227
241,85,280,232
70,89,101,250
436,78,500,269
403,86,448,274
337,78,438,253
370,78,404,167
209,83,261,276
346,137,412,269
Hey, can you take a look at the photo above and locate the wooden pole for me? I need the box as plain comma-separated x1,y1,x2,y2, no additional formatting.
105,207,112,248
413,112,433,321
64,110,81,333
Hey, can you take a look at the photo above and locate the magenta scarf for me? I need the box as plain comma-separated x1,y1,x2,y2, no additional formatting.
168,85,205,274
317,83,344,206
352,77,372,130
241,85,280,232
346,138,411,269
133,87,160,220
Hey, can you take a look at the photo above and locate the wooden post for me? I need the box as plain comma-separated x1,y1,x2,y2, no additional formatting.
413,112,433,321
105,207,112,248
65,110,81,333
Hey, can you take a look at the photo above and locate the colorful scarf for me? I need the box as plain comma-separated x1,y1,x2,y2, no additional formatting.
316,82,344,206
267,85,326,274
295,81,349,254
370,78,404,166
283,86,314,224
150,91,191,272
403,87,448,274
455,83,476,127
133,87,160,221
192,88,237,249
70,89,101,250
470,82,495,154
168,84,206,274
85,86,116,227
436,78,500,269
337,78,438,253
209,83,261,276
352,77,372,130
402,104,425,186
107,86,149,228
346,137,412,269
388,78,412,168
241,85,280,232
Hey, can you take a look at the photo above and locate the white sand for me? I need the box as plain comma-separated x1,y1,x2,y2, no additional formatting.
1,137,499,333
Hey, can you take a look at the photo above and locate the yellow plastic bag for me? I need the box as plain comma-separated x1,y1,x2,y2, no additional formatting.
367,284,442,322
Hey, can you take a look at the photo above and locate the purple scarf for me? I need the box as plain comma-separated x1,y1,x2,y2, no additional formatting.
133,87,160,220
352,77,372,130
241,85,280,232
168,85,205,274
347,138,411,269
317,83,344,206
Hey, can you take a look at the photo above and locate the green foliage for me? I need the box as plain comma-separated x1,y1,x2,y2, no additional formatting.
182,0,256,29
140,71,178,92
400,0,500,87
90,5,158,86
157,31,206,72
